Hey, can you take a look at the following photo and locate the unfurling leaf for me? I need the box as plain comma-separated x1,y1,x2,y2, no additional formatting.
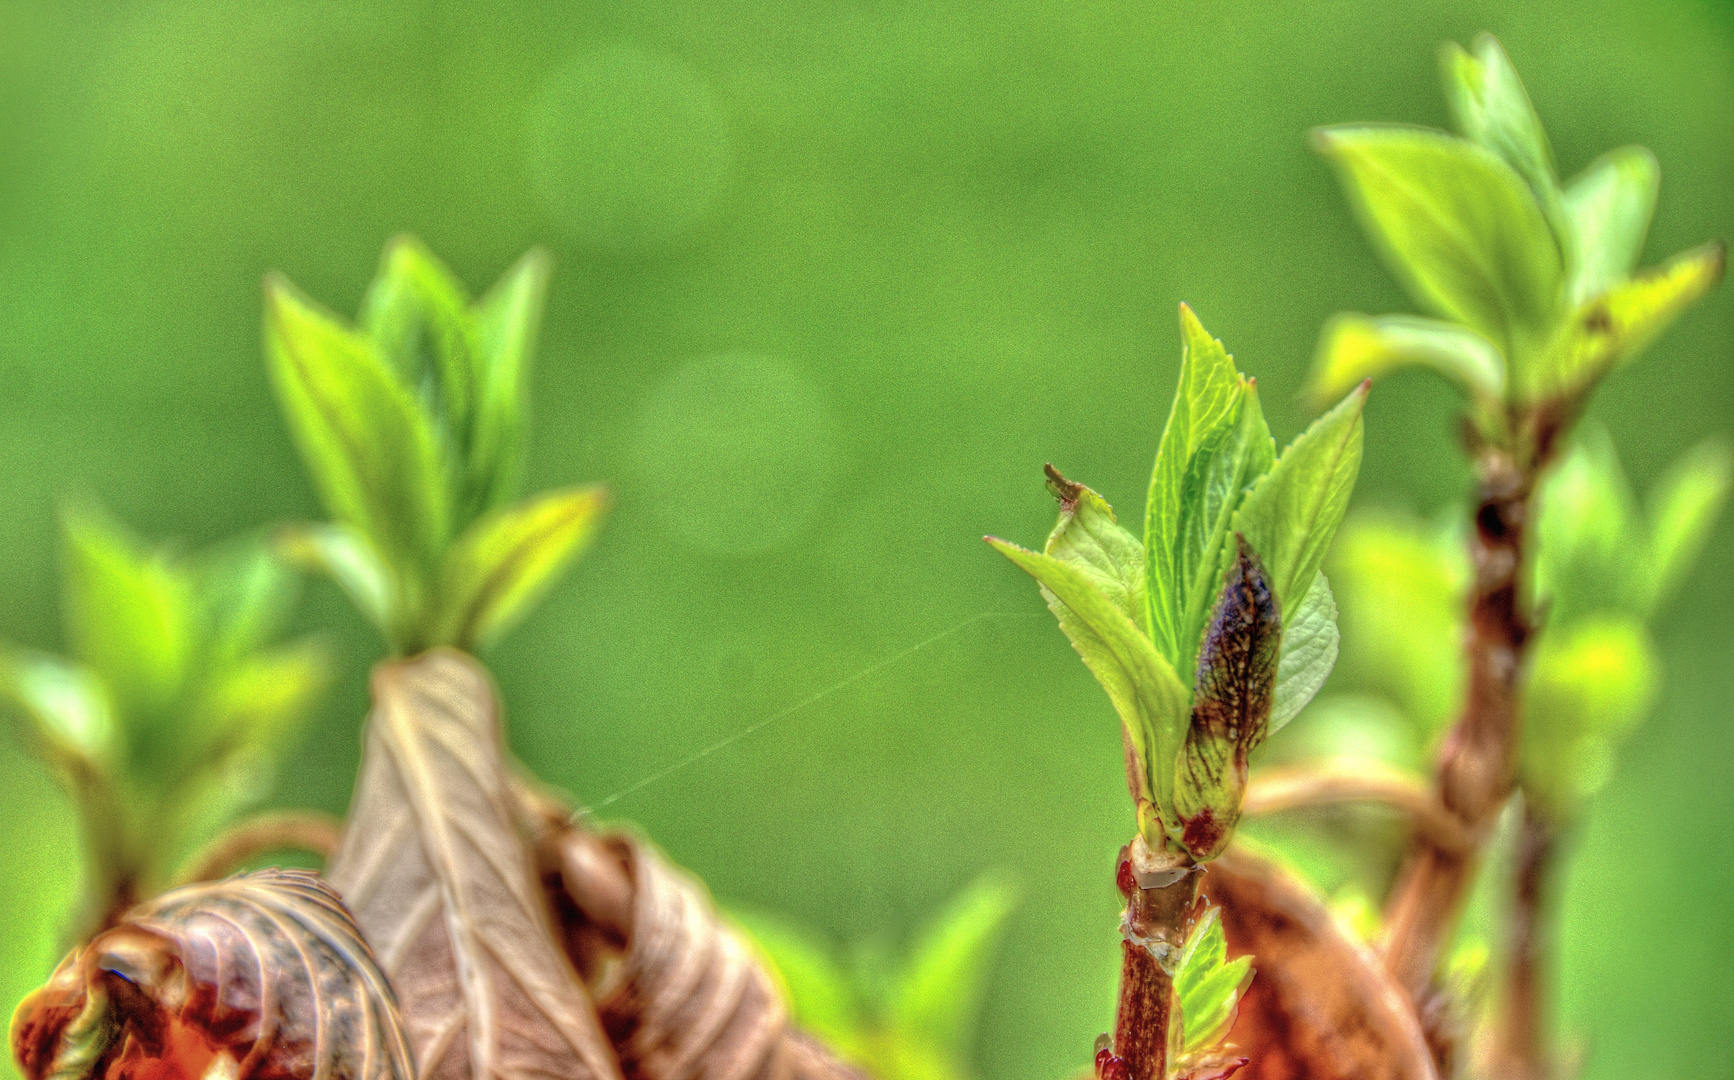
275,523,396,640
888,873,1018,1057
1644,439,1732,613
1268,572,1338,736
469,249,552,517
1309,313,1503,406
10,869,411,1080
435,484,610,650
517,796,866,1080
1563,146,1659,305
1440,35,1564,237
1232,383,1367,616
0,648,114,774
1172,908,1253,1059
1529,242,1727,403
1173,539,1280,860
1313,125,1562,356
325,650,622,1080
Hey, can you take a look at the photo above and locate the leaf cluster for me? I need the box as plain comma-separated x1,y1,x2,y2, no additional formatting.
1168,907,1254,1078
1316,432,1728,821
989,306,1366,859
268,237,607,655
1310,35,1724,455
0,507,326,904
733,874,1018,1080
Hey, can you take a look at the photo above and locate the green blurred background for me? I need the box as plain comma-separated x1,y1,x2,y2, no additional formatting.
0,0,1729,1077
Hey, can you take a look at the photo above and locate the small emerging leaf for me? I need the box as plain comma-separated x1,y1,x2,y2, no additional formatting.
1563,146,1659,305
1310,313,1504,406
730,909,860,1050
1440,36,1565,240
435,483,610,650
0,649,114,773
1172,907,1253,1058
888,873,1019,1056
1314,125,1563,356
1645,439,1732,613
1523,617,1657,819
469,249,553,517
275,523,397,641
363,236,479,474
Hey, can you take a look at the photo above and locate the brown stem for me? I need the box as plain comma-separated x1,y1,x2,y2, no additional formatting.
1382,449,1536,1008
1492,800,1559,1080
1243,760,1473,855
176,811,344,885
1103,835,1200,1080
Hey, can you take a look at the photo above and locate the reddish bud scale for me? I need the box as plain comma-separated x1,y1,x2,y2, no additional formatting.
1096,1048,1129,1080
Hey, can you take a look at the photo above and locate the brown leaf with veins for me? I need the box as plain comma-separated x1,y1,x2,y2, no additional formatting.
11,869,411,1080
325,650,621,1080
1202,849,1436,1080
515,788,866,1080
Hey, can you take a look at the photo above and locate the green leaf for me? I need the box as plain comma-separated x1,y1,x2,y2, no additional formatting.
1523,617,1657,819
0,648,115,772
434,484,609,651
1533,430,1639,622
728,908,861,1049
987,536,1191,832
195,538,297,667
1040,467,1147,630
59,504,194,725
275,523,397,644
1327,515,1466,742
1269,570,1338,736
1146,305,1268,668
1440,36,1565,239
192,643,327,766
469,249,552,517
1563,146,1659,305
1173,907,1253,1056
1643,439,1731,614
888,873,1019,1055
1232,383,1368,616
1529,242,1726,402
265,274,452,601
1310,313,1504,406
362,237,479,461
1314,125,1563,356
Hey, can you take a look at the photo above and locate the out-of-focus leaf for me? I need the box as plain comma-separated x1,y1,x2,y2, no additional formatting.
1533,432,1638,622
1529,242,1726,402
1173,907,1254,1057
1314,126,1562,355
363,236,479,463
1644,439,1732,613
265,275,451,599
325,650,621,1080
1523,617,1657,818
434,484,609,651
192,643,327,764
0,649,113,772
10,868,412,1080
1327,515,1466,742
194,539,297,667
469,249,552,517
1440,36,1564,238
59,506,192,728
887,873,1018,1056
1146,305,1272,670
730,908,860,1050
1269,571,1338,736
1563,146,1659,305
1174,540,1281,860
275,523,396,642
986,537,1190,832
1309,313,1504,406
1232,383,1367,616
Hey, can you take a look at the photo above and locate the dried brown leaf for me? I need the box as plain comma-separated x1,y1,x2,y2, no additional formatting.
11,869,411,1080
325,650,620,1080
1201,850,1436,1080
515,791,864,1080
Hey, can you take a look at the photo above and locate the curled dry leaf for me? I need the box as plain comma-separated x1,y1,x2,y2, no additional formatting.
517,790,865,1080
1200,850,1436,1080
325,650,621,1080
11,869,411,1080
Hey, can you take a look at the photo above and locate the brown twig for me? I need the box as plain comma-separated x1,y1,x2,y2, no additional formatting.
1243,761,1473,856
1101,836,1200,1080
1490,799,1559,1080
1381,446,1539,1012
176,810,344,885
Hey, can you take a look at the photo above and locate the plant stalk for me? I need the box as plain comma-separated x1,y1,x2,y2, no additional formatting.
1492,799,1560,1080
1381,447,1536,1005
1103,835,1200,1080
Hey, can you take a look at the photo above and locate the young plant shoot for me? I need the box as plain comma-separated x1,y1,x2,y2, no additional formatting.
266,236,607,656
1298,33,1724,1079
989,305,1366,1080
0,508,326,938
